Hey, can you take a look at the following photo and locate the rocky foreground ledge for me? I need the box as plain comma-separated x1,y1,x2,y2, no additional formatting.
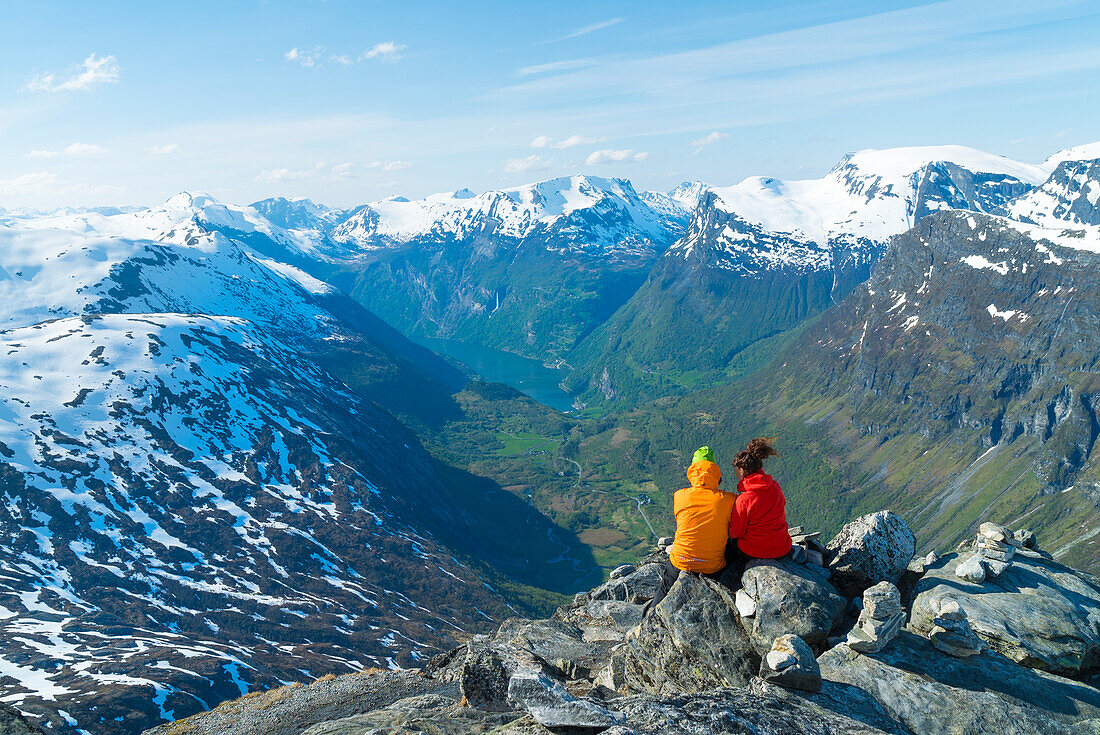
143,512,1100,735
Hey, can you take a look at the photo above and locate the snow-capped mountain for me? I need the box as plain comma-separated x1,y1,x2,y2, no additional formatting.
327,175,690,258
0,313,518,734
0,199,579,734
565,144,1096,405
1007,157,1100,228
670,145,1049,272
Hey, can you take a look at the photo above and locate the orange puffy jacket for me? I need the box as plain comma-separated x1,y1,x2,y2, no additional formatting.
669,461,736,574
728,471,793,559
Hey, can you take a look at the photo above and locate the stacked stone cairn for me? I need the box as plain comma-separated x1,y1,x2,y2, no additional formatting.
845,581,904,653
925,597,985,657
955,522,1019,583
787,526,827,566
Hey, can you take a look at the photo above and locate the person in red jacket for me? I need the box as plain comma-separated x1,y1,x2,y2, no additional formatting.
728,437,792,562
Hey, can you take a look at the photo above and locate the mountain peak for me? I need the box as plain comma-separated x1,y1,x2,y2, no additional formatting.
1044,140,1100,166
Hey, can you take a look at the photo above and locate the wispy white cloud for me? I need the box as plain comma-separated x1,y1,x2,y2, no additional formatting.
496,1,1100,142
286,42,403,69
518,58,597,76
27,142,105,158
555,17,622,42
529,134,602,149
361,42,405,61
586,149,648,164
24,54,120,93
255,161,358,184
689,131,729,155
284,47,322,68
690,131,728,147
0,171,121,197
367,160,411,171
503,154,552,173
149,144,181,155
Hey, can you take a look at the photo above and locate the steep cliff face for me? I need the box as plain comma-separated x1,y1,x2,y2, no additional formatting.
799,211,1099,482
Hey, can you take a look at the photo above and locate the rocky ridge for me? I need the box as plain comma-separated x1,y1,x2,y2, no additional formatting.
146,510,1100,735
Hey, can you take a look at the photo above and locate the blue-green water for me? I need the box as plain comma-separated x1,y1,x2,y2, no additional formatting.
417,337,575,412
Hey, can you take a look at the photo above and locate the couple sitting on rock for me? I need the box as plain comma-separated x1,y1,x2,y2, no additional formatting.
649,438,792,610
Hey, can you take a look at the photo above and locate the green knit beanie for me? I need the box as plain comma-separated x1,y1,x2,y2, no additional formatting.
692,446,715,464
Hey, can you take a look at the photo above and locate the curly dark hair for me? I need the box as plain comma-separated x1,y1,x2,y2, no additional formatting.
733,437,779,476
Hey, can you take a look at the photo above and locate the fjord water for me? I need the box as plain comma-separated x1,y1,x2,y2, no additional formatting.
417,337,575,412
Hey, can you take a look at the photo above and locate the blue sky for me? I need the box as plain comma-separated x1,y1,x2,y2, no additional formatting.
1,0,1099,209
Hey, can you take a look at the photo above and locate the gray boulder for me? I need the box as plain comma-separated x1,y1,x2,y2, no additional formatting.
507,668,624,730
740,557,846,654
607,688,897,734
826,511,916,596
460,636,515,709
911,552,1100,676
818,632,1100,734
589,561,664,604
760,634,823,692
619,572,759,695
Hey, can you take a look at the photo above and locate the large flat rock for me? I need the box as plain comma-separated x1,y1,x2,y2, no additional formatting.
911,551,1100,676
816,632,1100,734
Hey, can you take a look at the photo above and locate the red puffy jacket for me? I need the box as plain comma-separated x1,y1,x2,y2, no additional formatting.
728,472,792,559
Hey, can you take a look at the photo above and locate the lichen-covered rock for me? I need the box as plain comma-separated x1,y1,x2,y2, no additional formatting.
507,669,624,730
911,552,1100,676
460,636,514,709
0,705,45,735
301,694,521,735
740,557,846,654
145,670,458,735
608,688,897,734
760,634,822,692
826,511,916,596
818,632,1100,734
619,572,759,695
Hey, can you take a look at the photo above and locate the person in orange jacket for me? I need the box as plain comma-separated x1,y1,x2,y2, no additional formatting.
728,437,793,563
646,446,736,612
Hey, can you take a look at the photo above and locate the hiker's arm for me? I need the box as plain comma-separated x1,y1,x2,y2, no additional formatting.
729,495,749,539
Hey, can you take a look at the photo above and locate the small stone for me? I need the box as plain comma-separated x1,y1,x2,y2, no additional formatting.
862,581,902,620
979,547,1014,563
657,537,673,551
735,588,757,618
788,526,805,536
929,623,984,658
982,557,1012,577
846,599,904,654
934,599,966,621
610,564,636,580
978,522,1010,542
759,634,822,692
766,649,798,671
955,553,986,584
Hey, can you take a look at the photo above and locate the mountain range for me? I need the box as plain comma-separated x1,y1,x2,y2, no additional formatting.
1,139,1099,733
